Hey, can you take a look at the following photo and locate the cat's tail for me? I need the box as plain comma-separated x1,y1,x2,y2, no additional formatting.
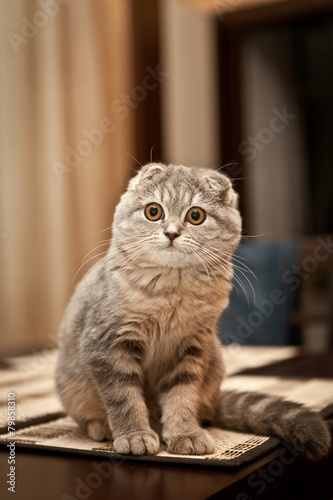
215,390,331,461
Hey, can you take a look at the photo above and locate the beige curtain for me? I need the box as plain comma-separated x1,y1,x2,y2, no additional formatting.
0,0,134,356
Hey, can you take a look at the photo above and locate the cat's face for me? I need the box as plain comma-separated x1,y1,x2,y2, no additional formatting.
111,164,242,271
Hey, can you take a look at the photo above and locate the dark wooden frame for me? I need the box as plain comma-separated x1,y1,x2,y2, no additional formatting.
217,0,333,220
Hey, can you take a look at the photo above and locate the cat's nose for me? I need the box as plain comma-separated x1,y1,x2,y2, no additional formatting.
164,230,180,241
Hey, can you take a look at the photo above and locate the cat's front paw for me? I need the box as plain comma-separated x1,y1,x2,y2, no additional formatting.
113,430,160,456
166,428,215,455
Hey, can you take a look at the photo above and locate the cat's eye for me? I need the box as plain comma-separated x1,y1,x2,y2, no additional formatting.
186,207,206,225
144,203,164,221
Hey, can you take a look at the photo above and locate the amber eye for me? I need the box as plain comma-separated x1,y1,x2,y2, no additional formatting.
144,203,164,221
186,207,206,225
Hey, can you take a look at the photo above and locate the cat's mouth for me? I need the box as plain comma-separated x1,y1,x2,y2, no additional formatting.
161,240,178,253
162,238,183,252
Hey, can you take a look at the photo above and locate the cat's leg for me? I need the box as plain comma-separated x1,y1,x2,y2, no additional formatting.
55,356,112,440
86,338,160,456
157,344,219,455
160,384,216,455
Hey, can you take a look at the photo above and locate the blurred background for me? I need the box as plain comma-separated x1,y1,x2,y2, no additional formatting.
1,0,333,357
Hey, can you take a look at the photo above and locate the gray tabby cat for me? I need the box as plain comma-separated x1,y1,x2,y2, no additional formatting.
55,163,331,460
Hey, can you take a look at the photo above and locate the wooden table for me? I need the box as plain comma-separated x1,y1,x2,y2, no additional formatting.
1,354,332,500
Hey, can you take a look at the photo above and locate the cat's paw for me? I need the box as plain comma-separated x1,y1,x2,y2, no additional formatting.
278,411,331,461
166,428,215,455
113,430,160,456
86,419,112,442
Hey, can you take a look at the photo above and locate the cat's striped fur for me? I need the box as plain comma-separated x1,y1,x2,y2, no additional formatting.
55,163,331,460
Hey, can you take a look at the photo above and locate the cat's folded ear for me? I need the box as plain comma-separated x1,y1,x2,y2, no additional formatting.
202,171,238,208
128,163,165,191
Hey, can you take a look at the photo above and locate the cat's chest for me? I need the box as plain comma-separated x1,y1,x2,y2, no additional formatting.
115,267,228,365
138,285,217,335
140,295,215,365
121,266,226,319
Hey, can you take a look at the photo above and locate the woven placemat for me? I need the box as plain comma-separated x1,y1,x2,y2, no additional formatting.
0,347,332,468
0,347,301,433
0,415,282,468
0,350,63,433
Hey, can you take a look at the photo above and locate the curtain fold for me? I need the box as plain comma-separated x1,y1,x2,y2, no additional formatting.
0,0,134,355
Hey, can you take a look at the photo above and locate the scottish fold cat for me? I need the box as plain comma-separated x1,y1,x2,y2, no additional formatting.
55,163,331,459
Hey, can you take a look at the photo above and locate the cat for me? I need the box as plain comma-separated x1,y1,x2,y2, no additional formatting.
55,163,331,460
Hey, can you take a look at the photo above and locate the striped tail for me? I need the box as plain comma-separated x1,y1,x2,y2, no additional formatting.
216,390,331,461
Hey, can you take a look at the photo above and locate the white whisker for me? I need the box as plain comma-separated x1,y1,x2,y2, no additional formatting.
184,237,253,304
242,232,270,239
205,245,257,302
